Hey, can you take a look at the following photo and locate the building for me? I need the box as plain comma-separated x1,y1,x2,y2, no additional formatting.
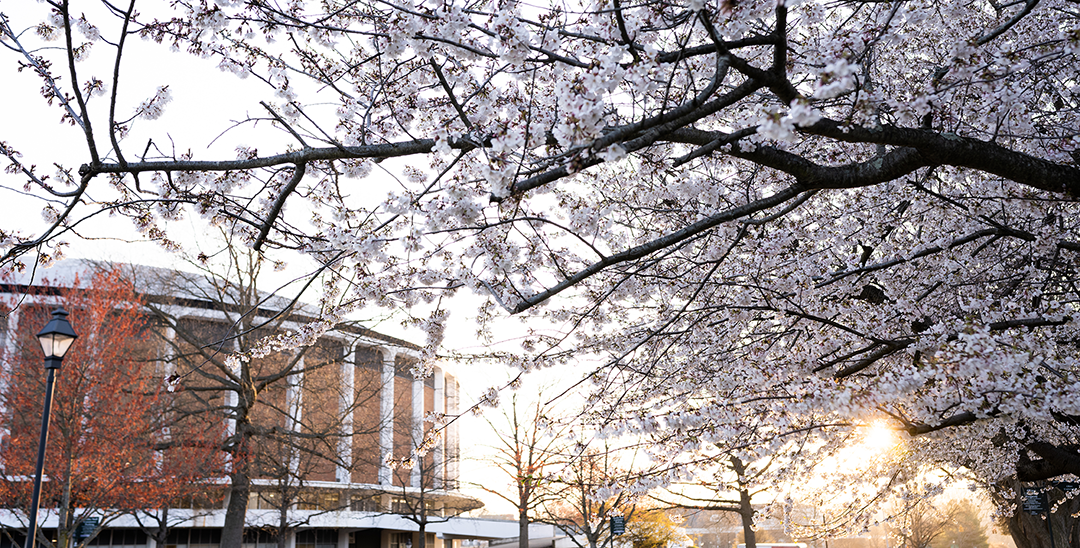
0,260,508,548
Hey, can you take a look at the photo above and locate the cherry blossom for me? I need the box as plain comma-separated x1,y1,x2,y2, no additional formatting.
2,0,1080,544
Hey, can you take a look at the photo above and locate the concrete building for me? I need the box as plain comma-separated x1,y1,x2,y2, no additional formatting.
0,260,509,548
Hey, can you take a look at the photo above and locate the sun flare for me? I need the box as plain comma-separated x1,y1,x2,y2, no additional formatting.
861,421,898,453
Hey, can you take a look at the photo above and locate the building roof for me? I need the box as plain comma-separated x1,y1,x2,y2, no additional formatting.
2,259,420,350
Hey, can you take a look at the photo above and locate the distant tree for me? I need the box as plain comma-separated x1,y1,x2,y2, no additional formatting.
625,509,689,548
231,335,377,548
893,499,957,548
677,510,740,548
384,418,479,548
540,445,638,548
931,500,988,548
482,390,569,548
0,267,219,548
138,248,394,548
658,453,798,548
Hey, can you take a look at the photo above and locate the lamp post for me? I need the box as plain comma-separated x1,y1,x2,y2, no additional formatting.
25,308,78,548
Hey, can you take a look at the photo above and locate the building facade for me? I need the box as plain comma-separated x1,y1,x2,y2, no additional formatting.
0,261,502,548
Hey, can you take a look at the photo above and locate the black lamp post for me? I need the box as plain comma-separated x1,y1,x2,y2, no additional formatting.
25,308,77,548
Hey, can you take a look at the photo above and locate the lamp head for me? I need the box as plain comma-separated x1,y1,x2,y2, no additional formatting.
37,307,78,365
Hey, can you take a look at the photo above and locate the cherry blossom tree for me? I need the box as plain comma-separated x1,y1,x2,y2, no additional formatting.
3,1,1080,547
931,499,989,548
480,391,569,548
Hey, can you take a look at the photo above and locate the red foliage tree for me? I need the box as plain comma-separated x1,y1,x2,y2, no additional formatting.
0,267,222,548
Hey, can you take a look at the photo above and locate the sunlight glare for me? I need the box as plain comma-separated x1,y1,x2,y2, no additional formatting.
860,420,898,454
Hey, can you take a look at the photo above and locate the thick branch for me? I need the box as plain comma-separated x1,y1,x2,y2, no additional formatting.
253,162,307,252
81,137,478,177
511,183,806,313
801,119,1080,195
1018,442,1080,481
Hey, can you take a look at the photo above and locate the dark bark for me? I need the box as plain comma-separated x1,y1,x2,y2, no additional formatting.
146,508,170,548
996,480,1080,548
221,467,250,548
730,457,756,548
276,496,289,548
1018,443,1080,482
519,508,529,548
221,410,253,548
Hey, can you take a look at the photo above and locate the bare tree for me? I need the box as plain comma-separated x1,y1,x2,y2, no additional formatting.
380,419,480,548
131,248,399,548
481,391,569,548
539,445,638,548
892,499,958,548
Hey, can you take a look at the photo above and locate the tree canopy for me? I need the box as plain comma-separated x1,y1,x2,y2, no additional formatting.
2,0,1080,544
0,267,219,548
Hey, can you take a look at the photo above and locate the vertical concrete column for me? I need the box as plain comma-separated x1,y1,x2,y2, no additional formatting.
446,377,460,487
378,349,397,485
0,307,19,459
433,368,445,489
338,343,356,483
285,530,296,548
224,331,240,475
158,325,177,377
0,306,19,361
157,325,177,473
286,353,304,476
411,369,423,487
336,529,350,548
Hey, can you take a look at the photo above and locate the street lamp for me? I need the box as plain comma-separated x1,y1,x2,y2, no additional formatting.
25,308,77,548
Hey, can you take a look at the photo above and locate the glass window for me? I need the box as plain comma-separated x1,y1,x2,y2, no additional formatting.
350,496,380,512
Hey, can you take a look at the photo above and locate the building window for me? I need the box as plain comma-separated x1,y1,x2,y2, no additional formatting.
242,528,279,548
86,529,148,548
249,490,281,510
394,355,416,378
389,533,412,548
350,495,381,512
164,528,221,548
295,530,337,548
391,496,411,514
297,491,341,510
172,490,223,510
355,346,382,370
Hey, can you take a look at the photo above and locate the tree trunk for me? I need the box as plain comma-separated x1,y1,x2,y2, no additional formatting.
1005,510,1078,548
59,446,74,548
1005,502,1080,548
221,468,251,548
738,504,756,548
150,507,170,548
731,457,756,548
418,522,426,548
519,508,530,548
995,480,1080,548
276,494,289,548
222,380,256,548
